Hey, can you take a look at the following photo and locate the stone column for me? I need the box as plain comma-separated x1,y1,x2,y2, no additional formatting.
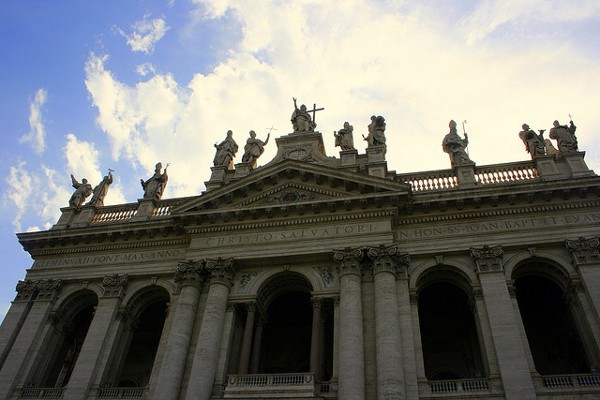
471,246,536,400
564,278,600,367
250,318,264,374
310,298,322,376
367,245,406,400
184,258,234,400
64,275,128,400
395,257,418,399
0,280,37,369
333,248,365,400
0,279,62,400
149,261,203,400
238,302,256,374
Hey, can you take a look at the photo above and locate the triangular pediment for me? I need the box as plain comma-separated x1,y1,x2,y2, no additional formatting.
173,159,410,215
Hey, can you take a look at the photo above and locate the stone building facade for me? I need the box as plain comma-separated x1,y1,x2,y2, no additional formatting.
1,126,600,400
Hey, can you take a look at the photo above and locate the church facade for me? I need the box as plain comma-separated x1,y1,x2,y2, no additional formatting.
1,115,600,400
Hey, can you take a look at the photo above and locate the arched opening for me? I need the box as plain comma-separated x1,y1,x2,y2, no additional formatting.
113,287,169,387
35,290,97,388
261,291,312,373
515,273,589,374
418,281,485,380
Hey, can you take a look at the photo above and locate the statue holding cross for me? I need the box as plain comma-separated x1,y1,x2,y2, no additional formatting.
291,97,324,133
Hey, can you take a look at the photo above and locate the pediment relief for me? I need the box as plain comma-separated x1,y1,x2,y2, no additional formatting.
173,160,411,214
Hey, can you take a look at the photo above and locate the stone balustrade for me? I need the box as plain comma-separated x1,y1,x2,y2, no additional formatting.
18,387,64,399
540,373,600,389
224,373,326,398
96,386,147,398
475,161,539,185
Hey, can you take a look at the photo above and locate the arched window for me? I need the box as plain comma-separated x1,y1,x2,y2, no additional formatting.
417,274,486,380
109,287,170,388
33,290,97,388
514,261,590,374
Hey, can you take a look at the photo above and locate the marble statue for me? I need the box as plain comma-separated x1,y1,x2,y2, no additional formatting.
518,124,546,159
213,130,238,169
69,174,93,208
88,170,114,207
242,130,270,168
291,98,316,132
442,120,472,166
364,115,386,147
141,162,168,201
334,122,355,150
549,119,578,153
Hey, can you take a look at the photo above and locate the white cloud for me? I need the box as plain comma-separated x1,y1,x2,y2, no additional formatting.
84,0,600,204
4,161,34,232
136,63,157,77
65,133,101,184
117,15,169,54
20,88,47,155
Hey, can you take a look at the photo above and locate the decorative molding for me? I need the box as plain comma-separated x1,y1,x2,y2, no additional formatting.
14,280,37,302
565,236,600,265
35,279,63,301
470,245,504,273
26,239,190,257
315,267,335,288
102,274,128,298
366,245,410,279
239,272,258,290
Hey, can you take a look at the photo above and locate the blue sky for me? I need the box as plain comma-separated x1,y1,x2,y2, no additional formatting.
1,0,600,321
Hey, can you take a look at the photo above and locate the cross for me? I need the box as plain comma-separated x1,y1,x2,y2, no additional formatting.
307,103,324,123
265,125,277,135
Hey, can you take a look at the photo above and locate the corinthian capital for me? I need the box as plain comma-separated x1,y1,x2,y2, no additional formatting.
15,280,37,302
565,237,600,265
470,245,504,273
205,257,235,286
366,245,410,278
35,279,63,300
102,274,129,298
175,260,204,289
333,247,363,277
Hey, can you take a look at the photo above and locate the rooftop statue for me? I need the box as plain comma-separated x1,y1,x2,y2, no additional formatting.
242,130,270,168
518,124,546,159
213,130,238,170
334,122,355,150
141,162,168,201
291,97,322,133
549,119,578,154
88,169,114,207
364,115,386,147
69,174,93,208
442,120,472,166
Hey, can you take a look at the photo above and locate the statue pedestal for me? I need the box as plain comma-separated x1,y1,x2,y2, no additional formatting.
205,166,229,191
535,156,562,181
131,198,156,221
454,164,477,188
71,205,98,228
558,151,595,178
52,208,77,229
340,149,359,171
234,162,253,179
366,146,387,178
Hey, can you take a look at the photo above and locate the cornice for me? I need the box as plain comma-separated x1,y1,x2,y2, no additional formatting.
26,238,190,257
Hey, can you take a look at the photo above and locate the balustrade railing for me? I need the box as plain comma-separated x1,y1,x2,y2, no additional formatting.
91,204,138,223
475,161,539,185
96,386,146,398
398,169,458,192
18,387,64,399
542,373,600,389
227,373,315,386
429,378,490,393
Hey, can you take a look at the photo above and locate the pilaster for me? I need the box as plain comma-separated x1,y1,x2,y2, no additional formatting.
0,281,37,369
470,246,536,399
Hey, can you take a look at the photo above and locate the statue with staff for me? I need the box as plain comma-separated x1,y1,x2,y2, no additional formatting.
291,97,323,133
442,119,472,166
141,162,169,201
549,114,578,154
88,169,114,207
518,124,546,159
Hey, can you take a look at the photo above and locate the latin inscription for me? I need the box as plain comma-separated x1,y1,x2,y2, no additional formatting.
398,213,600,239
36,249,182,268
205,223,378,247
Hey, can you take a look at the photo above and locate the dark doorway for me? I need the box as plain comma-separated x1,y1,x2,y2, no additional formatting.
260,291,312,373
418,282,485,380
515,275,589,374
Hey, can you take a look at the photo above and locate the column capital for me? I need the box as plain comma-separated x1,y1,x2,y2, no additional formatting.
470,245,504,273
102,274,128,298
311,298,323,309
565,236,600,265
175,259,204,289
205,257,235,286
35,278,63,301
333,247,364,277
14,279,37,302
366,245,410,279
